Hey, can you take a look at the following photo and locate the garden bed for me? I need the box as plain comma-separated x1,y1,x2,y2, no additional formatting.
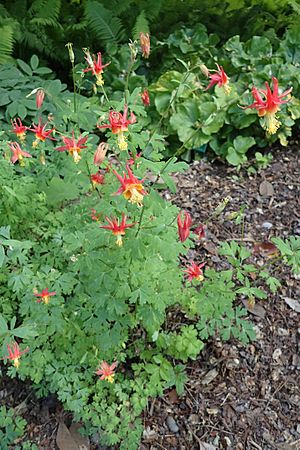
1,143,299,450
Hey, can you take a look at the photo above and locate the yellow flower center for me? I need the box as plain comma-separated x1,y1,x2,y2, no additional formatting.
106,374,115,383
43,295,50,304
195,274,204,282
96,73,104,86
13,358,20,368
223,83,231,95
115,234,123,247
264,113,280,135
123,184,144,207
117,132,128,151
70,147,81,163
32,139,39,148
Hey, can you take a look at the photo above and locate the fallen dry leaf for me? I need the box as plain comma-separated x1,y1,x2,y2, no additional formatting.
56,421,80,450
253,242,279,258
259,180,274,197
281,296,300,313
242,299,266,318
69,423,90,450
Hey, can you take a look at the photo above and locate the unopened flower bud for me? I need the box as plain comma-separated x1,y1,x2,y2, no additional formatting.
94,142,108,166
129,40,138,63
200,64,210,78
66,42,75,64
140,32,150,58
36,89,45,109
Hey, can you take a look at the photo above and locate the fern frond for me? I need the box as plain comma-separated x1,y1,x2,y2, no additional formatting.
287,0,300,14
0,23,15,63
28,0,61,22
85,0,126,44
132,11,150,40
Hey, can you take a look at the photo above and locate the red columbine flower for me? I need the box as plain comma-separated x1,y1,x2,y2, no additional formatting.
100,214,136,246
194,224,205,240
177,211,192,242
36,89,45,109
94,142,108,166
140,32,150,58
29,119,55,147
98,105,136,151
243,77,292,135
141,89,150,106
95,361,118,383
113,165,147,207
90,208,101,221
9,142,32,166
83,50,110,86
91,172,105,187
2,341,29,368
127,151,142,166
34,288,56,304
56,131,88,163
206,64,231,94
184,262,206,282
11,118,27,142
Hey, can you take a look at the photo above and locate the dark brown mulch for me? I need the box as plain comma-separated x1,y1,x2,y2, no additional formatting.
1,144,299,450
141,144,300,450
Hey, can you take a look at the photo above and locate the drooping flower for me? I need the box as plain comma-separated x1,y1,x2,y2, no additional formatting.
9,142,32,165
184,261,206,282
2,341,29,368
141,89,150,106
194,224,206,240
98,105,136,151
34,288,56,304
90,208,101,221
29,119,55,147
91,172,105,187
95,361,118,383
243,77,292,135
177,211,192,242
93,142,108,166
206,64,231,94
113,165,147,207
127,151,142,166
99,214,136,246
140,32,150,58
11,118,27,142
56,131,88,163
83,50,111,86
36,89,45,109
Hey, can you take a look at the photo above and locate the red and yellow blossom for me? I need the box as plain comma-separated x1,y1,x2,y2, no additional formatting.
56,131,88,163
184,261,206,282
34,288,56,304
206,64,231,94
243,77,292,135
113,165,147,207
2,341,29,368
90,208,101,221
100,214,136,246
29,119,55,147
95,361,118,383
9,142,32,165
177,211,192,242
83,50,110,86
91,172,105,187
140,32,150,58
141,89,150,106
11,118,27,142
98,105,136,151
194,224,205,240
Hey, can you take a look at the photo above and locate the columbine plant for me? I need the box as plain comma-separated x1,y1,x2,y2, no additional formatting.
244,76,292,135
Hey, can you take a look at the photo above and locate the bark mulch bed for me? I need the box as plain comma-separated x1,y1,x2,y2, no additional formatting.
1,145,299,450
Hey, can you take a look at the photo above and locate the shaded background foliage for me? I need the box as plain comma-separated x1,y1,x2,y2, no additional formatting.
0,0,299,80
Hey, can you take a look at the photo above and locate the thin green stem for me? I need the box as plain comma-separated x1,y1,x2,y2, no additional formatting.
135,205,145,237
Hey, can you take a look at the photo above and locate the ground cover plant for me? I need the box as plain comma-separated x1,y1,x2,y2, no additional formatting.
0,35,299,450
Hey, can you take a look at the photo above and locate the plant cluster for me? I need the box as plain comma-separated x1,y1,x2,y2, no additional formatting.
148,23,300,164
0,39,299,450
